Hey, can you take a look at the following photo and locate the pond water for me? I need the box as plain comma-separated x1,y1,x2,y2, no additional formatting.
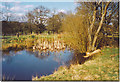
2,49,76,81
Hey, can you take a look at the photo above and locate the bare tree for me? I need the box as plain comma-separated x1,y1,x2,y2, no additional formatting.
76,1,118,51
26,5,50,33
26,5,50,25
2,2,13,21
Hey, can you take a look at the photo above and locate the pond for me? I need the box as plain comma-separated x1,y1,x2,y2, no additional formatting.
2,49,76,81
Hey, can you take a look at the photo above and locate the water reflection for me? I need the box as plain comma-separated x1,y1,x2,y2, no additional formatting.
2,49,73,80
70,52,86,64
2,49,89,80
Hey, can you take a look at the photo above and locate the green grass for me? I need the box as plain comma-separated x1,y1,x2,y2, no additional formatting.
2,34,64,51
2,35,36,51
33,47,119,81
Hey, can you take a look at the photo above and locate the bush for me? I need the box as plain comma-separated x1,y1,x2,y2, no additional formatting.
62,14,89,53
25,38,35,48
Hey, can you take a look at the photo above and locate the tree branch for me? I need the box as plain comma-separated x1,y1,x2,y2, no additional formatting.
91,1,111,50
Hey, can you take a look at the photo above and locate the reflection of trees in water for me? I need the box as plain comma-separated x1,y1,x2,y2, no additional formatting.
3,49,78,66
53,51,62,65
53,50,73,66
3,56,13,64
2,51,10,55
2,51,16,64
26,49,72,66
2,50,22,56
34,51,50,59
26,50,50,59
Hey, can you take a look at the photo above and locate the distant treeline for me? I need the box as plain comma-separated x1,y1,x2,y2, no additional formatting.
2,5,66,36
2,21,47,35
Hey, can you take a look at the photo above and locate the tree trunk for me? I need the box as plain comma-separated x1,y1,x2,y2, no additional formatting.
84,49,101,58
91,2,110,51
88,7,97,51
87,1,102,51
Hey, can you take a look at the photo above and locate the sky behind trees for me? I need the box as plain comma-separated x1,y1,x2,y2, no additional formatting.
1,1,77,19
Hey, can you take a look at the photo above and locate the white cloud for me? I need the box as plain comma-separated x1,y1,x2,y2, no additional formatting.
24,10,28,12
15,1,21,4
1,0,16,2
24,5,34,8
10,5,34,12
16,13,24,16
10,6,22,11
0,5,5,8
7,12,12,16
3,12,24,17
57,9,66,13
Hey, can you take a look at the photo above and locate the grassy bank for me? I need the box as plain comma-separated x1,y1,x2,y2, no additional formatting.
1,34,64,51
33,47,119,81
2,35,35,51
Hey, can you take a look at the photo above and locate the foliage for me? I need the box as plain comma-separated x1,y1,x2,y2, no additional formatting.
46,14,61,33
25,38,35,48
2,21,38,35
46,12,66,33
62,14,89,53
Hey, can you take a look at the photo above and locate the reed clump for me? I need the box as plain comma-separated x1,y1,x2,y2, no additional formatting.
2,34,66,51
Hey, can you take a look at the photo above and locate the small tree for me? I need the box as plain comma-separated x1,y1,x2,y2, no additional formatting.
2,2,14,21
26,6,50,34
46,13,62,33
62,14,89,53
